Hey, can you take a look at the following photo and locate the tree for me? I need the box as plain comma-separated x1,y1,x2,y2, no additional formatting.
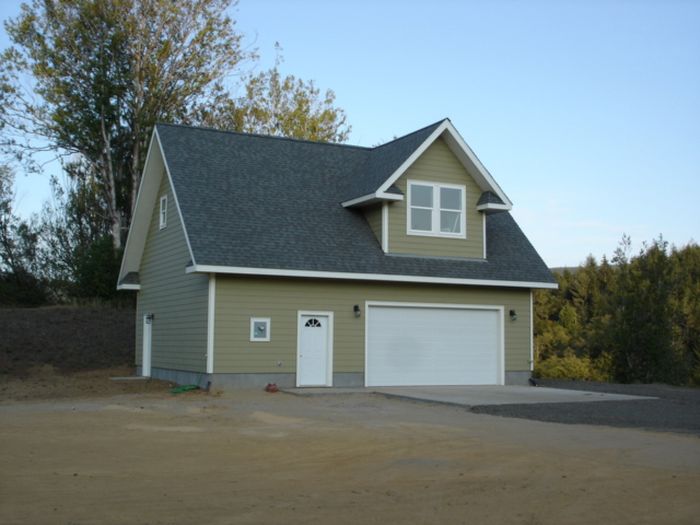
199,51,350,143
0,0,350,252
0,165,47,304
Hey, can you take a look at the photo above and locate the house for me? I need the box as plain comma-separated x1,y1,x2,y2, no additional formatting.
117,119,556,388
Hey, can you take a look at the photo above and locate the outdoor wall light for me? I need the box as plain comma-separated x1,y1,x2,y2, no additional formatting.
353,305,361,318
509,309,517,321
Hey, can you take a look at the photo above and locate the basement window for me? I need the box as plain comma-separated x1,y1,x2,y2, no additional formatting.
159,195,167,230
250,317,271,342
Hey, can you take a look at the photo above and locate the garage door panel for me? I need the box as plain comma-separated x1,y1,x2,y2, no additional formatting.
366,305,501,386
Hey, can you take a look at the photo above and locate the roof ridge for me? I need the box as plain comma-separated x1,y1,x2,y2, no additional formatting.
369,118,447,151
155,122,371,151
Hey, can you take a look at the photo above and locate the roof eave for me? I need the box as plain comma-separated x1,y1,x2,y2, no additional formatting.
374,119,514,209
341,191,404,208
185,264,558,289
476,203,512,213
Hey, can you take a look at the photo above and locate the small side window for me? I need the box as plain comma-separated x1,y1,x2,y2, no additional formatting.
159,195,167,229
250,317,271,342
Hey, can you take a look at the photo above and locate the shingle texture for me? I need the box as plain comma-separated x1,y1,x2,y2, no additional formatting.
119,272,140,285
156,123,555,286
477,191,505,206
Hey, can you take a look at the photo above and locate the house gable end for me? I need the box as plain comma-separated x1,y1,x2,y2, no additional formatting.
387,137,486,258
117,129,195,289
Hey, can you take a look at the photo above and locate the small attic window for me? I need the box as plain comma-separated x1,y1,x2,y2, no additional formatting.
159,195,167,229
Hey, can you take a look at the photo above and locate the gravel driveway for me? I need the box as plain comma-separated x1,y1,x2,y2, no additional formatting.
471,380,700,435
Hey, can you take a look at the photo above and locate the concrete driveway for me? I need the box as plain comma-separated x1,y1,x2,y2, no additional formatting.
287,385,654,407
373,385,655,406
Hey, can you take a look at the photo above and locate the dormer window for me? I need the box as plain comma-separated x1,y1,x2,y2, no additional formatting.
407,181,466,238
159,195,167,229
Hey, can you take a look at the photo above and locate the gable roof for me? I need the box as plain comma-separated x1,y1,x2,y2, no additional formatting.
118,121,555,289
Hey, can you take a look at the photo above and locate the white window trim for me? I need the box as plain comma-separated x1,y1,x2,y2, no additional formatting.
249,317,271,342
407,180,466,239
159,195,167,230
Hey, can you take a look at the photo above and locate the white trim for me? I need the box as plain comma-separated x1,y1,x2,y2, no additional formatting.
117,131,158,285
482,213,487,259
206,274,216,374
376,120,512,210
476,202,511,212
341,191,403,208
142,314,152,378
186,264,558,289
249,317,271,342
381,202,389,253
117,129,198,287
117,283,141,291
529,290,534,372
159,195,168,229
364,301,505,386
296,310,334,387
406,180,467,239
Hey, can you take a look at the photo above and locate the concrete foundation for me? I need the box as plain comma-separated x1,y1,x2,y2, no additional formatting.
140,367,530,389
505,371,532,386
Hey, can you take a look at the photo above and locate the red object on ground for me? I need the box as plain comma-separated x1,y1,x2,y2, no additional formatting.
265,383,279,393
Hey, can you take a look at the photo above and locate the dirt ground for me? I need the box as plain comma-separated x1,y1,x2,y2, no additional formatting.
1,374,699,524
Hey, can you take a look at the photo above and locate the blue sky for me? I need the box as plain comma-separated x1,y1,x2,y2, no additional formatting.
1,0,698,266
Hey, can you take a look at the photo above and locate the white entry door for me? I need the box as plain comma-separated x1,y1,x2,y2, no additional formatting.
142,314,152,377
297,312,333,386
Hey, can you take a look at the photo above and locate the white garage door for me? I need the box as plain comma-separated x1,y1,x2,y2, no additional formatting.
366,304,502,386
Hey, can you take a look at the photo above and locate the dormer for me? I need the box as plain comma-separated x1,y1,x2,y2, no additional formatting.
344,119,511,259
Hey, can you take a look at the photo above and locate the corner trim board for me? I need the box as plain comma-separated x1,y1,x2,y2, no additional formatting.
529,290,534,372
381,202,389,252
185,264,558,289
206,273,216,374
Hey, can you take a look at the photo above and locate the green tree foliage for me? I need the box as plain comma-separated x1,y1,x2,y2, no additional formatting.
199,50,350,143
535,237,700,385
0,0,350,251
0,165,47,305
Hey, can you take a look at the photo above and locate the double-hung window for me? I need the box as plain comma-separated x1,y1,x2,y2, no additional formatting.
408,181,466,238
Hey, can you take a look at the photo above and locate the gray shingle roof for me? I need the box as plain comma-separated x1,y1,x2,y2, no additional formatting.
477,191,505,206
343,120,444,200
156,123,555,286
119,272,140,286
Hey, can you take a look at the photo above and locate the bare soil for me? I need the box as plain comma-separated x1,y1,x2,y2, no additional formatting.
1,376,699,524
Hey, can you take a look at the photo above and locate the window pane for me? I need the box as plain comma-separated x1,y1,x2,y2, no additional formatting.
411,207,432,231
410,184,433,207
440,187,462,210
440,210,461,233
254,321,268,339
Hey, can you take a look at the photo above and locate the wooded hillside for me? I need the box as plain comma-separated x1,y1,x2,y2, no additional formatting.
535,237,700,385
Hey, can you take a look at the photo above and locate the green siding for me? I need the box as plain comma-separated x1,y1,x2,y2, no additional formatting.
363,204,383,247
388,138,484,258
214,276,530,374
135,165,209,372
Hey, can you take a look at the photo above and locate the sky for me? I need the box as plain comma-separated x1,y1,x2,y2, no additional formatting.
1,0,698,267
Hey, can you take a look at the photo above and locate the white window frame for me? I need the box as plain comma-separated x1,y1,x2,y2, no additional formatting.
159,195,168,230
407,180,467,239
249,317,271,342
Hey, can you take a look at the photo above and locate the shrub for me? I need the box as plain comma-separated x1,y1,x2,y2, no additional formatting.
535,352,613,382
